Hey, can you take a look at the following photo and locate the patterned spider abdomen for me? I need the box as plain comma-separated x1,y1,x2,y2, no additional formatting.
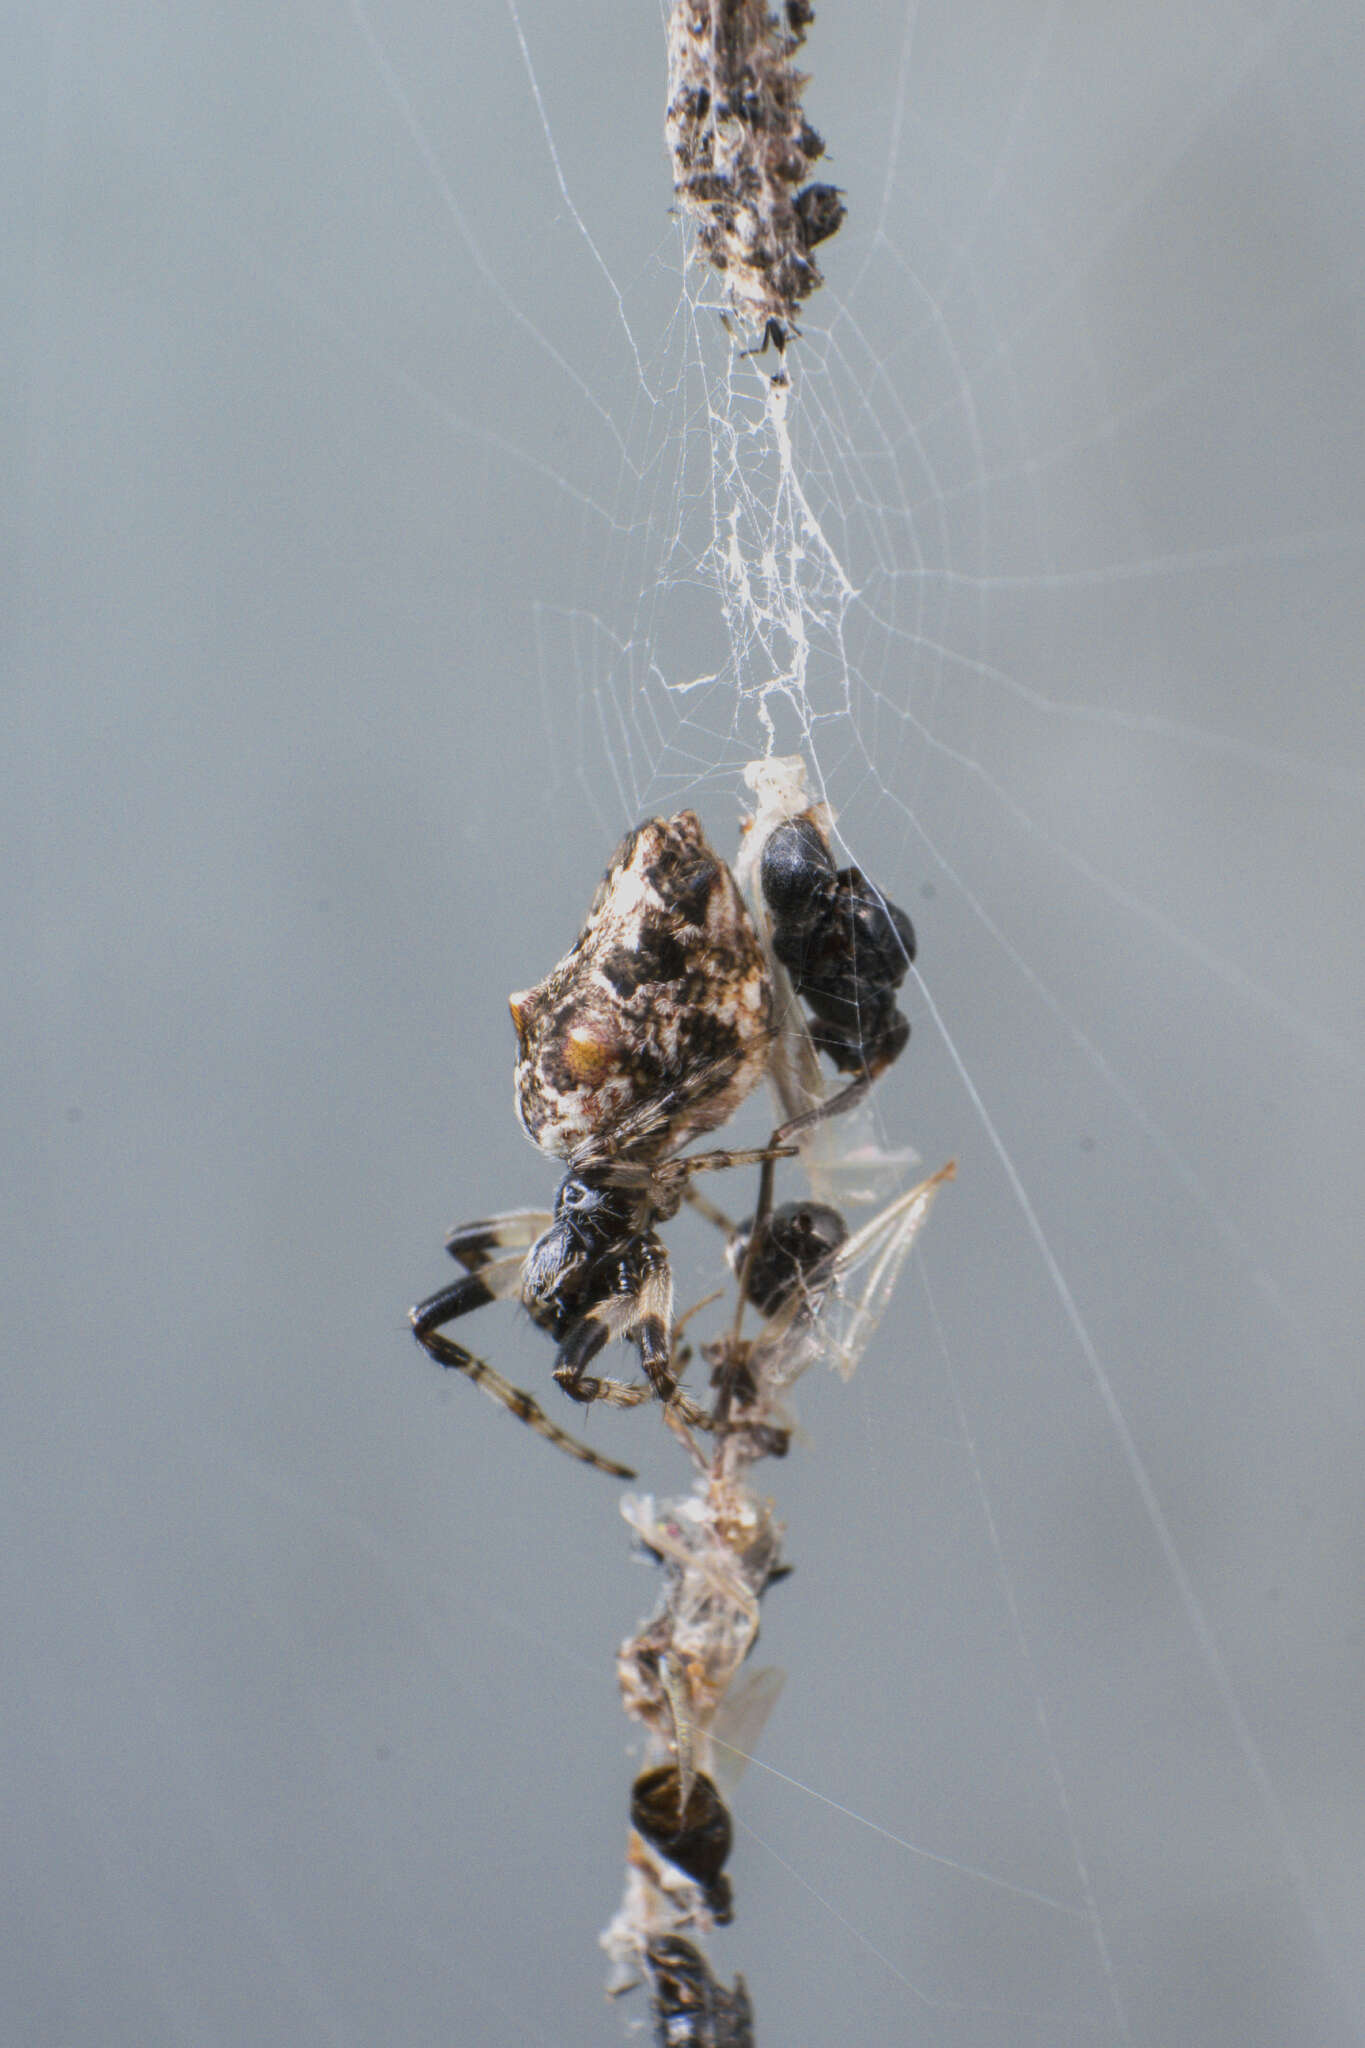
509,810,772,1162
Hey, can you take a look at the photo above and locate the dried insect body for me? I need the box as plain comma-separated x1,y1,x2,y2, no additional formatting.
761,812,916,1078
645,1936,754,2048
617,1486,784,1738
737,753,919,1204
666,0,845,344
603,1486,778,1978
604,1163,953,2001
725,1164,955,1408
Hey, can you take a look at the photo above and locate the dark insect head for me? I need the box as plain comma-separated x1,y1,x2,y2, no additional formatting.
793,181,846,250
758,815,832,927
760,810,917,1079
730,1200,847,1315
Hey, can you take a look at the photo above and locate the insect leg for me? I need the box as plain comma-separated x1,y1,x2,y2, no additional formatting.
683,1184,737,1235
725,1078,872,1319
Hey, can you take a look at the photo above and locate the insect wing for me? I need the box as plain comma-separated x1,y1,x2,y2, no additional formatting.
795,1092,919,1207
748,1163,953,1391
705,1664,786,1799
820,1162,955,1381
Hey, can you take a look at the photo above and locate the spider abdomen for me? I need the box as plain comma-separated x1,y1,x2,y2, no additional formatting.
509,810,772,1161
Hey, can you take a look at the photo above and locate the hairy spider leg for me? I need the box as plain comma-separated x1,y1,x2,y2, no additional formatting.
410,1258,637,1481
552,1237,712,1432
593,1141,798,1208
663,1139,800,1180
444,1208,553,1272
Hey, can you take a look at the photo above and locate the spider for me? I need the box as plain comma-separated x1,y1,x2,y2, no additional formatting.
410,786,919,1477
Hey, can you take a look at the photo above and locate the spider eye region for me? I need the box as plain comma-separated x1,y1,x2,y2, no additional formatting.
553,1174,630,1237
555,1175,595,1216
511,809,773,1161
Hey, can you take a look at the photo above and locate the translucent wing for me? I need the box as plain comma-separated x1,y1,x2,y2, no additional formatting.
706,1665,786,1798
821,1161,955,1379
747,1161,955,1389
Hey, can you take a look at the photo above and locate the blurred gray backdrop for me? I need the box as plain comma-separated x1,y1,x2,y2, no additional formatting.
6,2,1364,2044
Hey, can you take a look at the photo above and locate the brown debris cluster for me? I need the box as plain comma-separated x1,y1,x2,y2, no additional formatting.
666,0,845,346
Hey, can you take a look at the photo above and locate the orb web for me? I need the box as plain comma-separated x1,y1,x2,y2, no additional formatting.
360,1,1365,2038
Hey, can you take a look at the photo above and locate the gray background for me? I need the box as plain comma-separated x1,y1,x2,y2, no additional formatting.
6,2,1364,2044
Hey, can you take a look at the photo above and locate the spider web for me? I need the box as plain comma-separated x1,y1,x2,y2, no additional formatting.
491,11,1364,2036
10,4,1363,2046
382,3,1365,2034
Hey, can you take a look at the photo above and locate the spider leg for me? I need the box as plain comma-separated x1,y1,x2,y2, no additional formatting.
568,1036,775,1175
553,1296,660,1411
630,1249,715,1432
781,1071,871,1142
630,1240,682,1406
410,1270,636,1481
623,1136,800,1220
444,1208,552,1273
553,1246,713,1432
668,1140,800,1180
553,1306,619,1403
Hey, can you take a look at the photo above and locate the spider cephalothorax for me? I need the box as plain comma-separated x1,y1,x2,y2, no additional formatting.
509,810,772,1162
